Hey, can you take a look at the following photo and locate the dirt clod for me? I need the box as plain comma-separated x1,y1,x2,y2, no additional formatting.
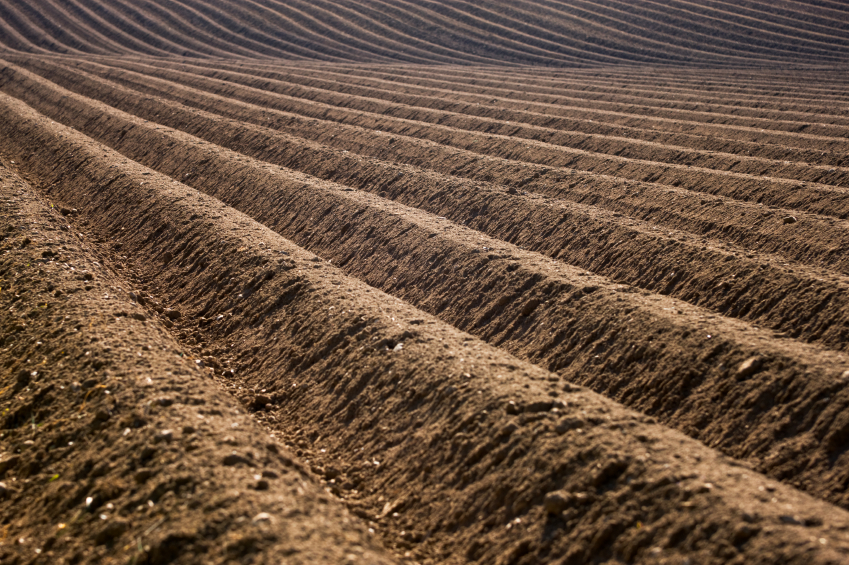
543,491,574,514
737,356,765,379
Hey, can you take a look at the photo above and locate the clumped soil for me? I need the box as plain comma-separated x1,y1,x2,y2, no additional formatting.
0,164,396,564
1,90,849,565
2,62,848,512
0,8,847,562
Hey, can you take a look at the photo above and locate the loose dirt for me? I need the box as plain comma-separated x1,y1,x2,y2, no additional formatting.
0,2,848,563
2,77,849,564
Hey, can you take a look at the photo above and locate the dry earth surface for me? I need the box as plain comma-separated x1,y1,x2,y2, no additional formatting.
1,1,849,564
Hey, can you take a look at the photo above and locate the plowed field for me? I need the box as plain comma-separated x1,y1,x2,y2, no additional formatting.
1,1,849,564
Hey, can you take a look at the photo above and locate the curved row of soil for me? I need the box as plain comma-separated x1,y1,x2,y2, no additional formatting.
3,89,849,565
46,57,849,218
3,61,849,513
190,61,849,136
4,60,849,347
0,162,397,564
0,0,848,65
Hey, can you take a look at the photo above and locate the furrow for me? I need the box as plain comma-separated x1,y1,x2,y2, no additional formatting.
5,60,849,356
144,56,849,144
0,159,399,565
4,69,849,509
252,0,503,65
225,60,849,126
5,85,849,565
21,57,845,247
164,60,849,181
375,0,662,65
329,64,849,129
99,0,274,59
32,57,849,220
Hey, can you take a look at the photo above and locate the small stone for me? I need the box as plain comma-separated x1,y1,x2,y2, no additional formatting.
164,309,181,320
157,397,174,407
841,370,849,381
162,251,174,263
0,481,7,497
131,312,146,322
94,409,111,422
182,425,196,434
254,479,269,491
157,429,174,442
252,512,274,524
543,490,573,514
393,343,403,352
736,356,764,379
782,216,797,225
505,401,519,415
507,186,518,195
779,515,801,525
70,381,81,392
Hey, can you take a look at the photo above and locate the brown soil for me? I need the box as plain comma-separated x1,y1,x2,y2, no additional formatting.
2,59,849,510
0,2,848,564
3,89,849,565
0,162,396,564
0,0,848,65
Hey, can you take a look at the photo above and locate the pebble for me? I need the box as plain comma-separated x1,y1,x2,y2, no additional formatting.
736,356,764,379
252,512,274,524
782,216,797,225
157,429,174,442
164,309,182,320
841,370,849,381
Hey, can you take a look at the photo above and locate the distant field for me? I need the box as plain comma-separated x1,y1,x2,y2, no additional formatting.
1,2,849,564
